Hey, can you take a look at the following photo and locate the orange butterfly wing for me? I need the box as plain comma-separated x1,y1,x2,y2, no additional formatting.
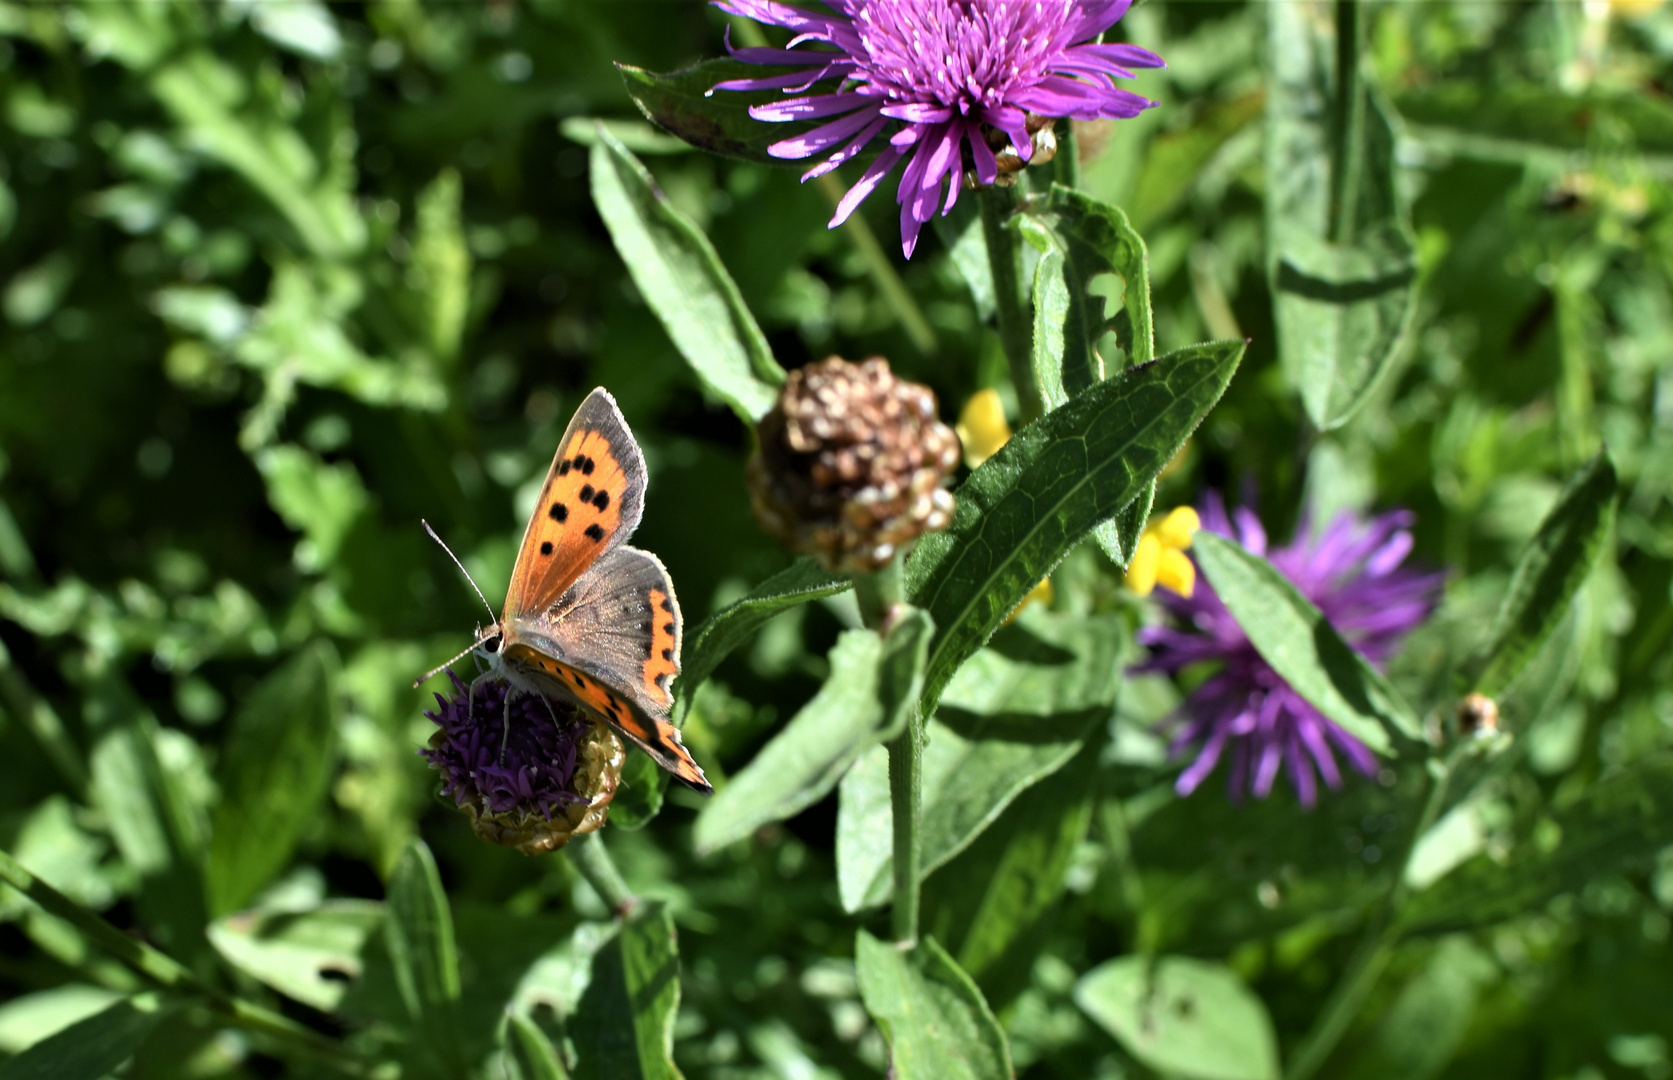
502,388,646,624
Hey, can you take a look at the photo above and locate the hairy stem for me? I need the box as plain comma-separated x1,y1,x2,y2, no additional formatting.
0,848,372,1076
978,186,1042,422
570,832,637,917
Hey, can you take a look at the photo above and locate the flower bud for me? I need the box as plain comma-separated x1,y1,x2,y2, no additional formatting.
748,356,959,573
1456,692,1500,737
421,671,624,855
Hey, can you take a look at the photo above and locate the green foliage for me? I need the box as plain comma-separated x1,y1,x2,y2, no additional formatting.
1,2,1670,1078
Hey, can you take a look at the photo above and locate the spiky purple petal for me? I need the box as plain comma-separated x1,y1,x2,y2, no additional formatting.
420,670,589,821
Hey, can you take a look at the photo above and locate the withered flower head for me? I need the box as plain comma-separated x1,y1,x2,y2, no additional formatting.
421,671,623,855
748,356,959,573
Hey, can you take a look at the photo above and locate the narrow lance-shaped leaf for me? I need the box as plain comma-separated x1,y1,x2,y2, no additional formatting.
1467,450,1617,700
206,642,338,916
906,339,1244,718
1192,531,1420,755
589,128,785,423
571,902,684,1080
694,612,931,855
618,59,820,167
1267,0,1417,430
1076,957,1279,1080
384,840,465,1077
855,931,1013,1080
838,614,1124,912
0,994,168,1080
506,1013,572,1080
673,558,849,722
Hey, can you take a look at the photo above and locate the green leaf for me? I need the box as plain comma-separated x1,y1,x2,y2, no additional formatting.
589,128,784,423
906,340,1243,719
1034,184,1155,367
208,900,383,1012
206,642,338,916
0,994,167,1080
607,753,668,833
1467,450,1617,700
855,931,1013,1080
1395,80,1673,161
1075,956,1279,1080
384,839,465,1076
838,614,1124,912
570,901,684,1080
617,59,817,167
1266,0,1417,430
506,1013,572,1080
1338,937,1496,1080
694,612,931,855
0,986,123,1055
1401,754,1673,934
1192,531,1419,755
673,559,849,722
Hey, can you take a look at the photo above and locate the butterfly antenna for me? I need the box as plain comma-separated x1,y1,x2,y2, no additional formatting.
422,519,498,625
413,639,480,689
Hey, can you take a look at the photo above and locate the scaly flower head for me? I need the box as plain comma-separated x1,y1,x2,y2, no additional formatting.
713,0,1163,256
421,671,624,854
1135,497,1443,807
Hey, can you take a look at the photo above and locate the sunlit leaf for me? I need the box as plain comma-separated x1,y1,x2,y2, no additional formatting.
208,901,382,1013
1076,956,1279,1080
384,839,465,1078
570,901,683,1080
0,994,167,1080
855,930,1013,1080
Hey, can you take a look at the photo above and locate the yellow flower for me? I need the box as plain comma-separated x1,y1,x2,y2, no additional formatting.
1004,575,1054,625
956,388,1011,468
1125,506,1200,598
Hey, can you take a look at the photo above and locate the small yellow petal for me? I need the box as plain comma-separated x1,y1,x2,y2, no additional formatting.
1156,546,1196,598
1155,506,1201,551
1612,0,1666,18
1125,533,1162,596
956,388,1012,468
1003,576,1054,625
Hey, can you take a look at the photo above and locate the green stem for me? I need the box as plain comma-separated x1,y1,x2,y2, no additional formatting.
813,173,938,358
852,555,920,945
1283,746,1466,1080
1052,120,1081,192
570,832,637,917
0,849,371,1077
1329,0,1366,245
978,187,1041,422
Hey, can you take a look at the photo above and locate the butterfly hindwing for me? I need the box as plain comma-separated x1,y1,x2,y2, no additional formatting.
503,388,647,623
501,641,710,794
538,545,682,712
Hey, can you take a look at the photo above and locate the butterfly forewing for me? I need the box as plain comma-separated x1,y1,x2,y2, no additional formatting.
503,388,647,623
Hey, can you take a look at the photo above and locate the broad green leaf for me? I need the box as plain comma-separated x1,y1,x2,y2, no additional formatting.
1076,956,1279,1080
922,729,1103,1002
384,840,465,1077
206,642,338,916
1266,0,1416,430
855,931,1013,1080
1192,531,1419,754
1467,450,1617,700
906,340,1244,718
589,129,784,423
673,559,849,722
0,986,122,1055
571,901,683,1080
1338,937,1496,1080
208,901,382,1012
607,754,668,832
1401,754,1673,934
1396,80,1673,160
0,994,166,1080
838,614,1124,912
1034,185,1155,366
618,59,818,167
695,612,931,855
506,1012,571,1080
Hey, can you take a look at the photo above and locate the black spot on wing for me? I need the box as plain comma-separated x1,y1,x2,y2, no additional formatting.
559,460,572,476
549,502,567,522
584,523,605,542
593,490,610,510
660,597,674,613
579,483,595,503
540,541,553,555
661,647,673,661
580,456,595,475
663,622,675,635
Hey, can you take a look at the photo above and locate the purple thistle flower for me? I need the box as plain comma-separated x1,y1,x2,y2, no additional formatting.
1135,497,1444,808
712,0,1164,257
421,670,589,821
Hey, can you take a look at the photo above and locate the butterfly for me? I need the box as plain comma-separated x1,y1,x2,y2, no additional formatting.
421,387,712,795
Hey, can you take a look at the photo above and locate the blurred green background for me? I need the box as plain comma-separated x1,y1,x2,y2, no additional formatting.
1,1,1672,1078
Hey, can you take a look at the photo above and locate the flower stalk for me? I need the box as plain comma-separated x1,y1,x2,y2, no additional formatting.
569,833,638,918
979,187,1045,423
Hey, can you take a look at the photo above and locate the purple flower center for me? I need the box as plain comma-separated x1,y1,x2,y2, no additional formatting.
852,0,1080,113
420,671,589,821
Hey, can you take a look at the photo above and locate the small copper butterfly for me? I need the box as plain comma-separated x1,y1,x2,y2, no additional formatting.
422,387,711,794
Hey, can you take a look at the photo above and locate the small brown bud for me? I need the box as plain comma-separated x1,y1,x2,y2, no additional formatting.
966,115,1057,190
748,357,959,573
1457,692,1500,737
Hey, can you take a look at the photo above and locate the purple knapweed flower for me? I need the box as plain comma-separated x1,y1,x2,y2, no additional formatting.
421,671,625,854
712,0,1164,257
1135,497,1443,808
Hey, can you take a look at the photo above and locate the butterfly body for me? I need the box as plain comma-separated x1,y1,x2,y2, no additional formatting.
459,388,711,795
